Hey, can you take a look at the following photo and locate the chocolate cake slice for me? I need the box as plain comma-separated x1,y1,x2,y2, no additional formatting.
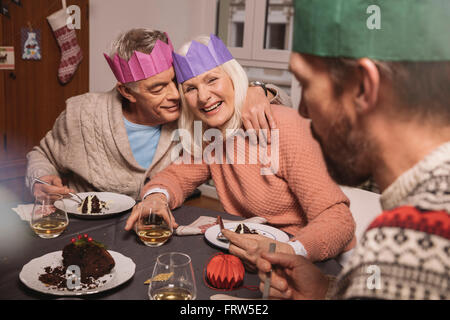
78,195,108,214
234,223,259,235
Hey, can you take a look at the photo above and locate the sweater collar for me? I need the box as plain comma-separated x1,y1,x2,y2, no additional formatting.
380,141,450,211
107,89,143,170
108,89,177,171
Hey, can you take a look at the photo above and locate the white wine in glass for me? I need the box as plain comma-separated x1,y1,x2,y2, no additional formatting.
30,194,68,239
148,252,197,300
136,201,173,247
152,286,193,300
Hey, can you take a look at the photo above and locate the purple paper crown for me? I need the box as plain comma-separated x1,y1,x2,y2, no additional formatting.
104,35,174,84
172,34,233,83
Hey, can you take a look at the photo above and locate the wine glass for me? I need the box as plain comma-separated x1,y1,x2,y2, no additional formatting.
136,200,173,247
30,193,68,239
148,252,197,300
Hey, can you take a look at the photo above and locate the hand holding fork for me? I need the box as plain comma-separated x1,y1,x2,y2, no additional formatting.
33,176,83,203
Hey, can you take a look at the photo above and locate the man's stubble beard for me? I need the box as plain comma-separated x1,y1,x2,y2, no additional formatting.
310,107,373,187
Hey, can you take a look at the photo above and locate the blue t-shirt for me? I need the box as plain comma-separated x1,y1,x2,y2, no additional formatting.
123,117,161,169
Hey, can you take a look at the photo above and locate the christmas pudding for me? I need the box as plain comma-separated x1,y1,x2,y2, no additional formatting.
63,235,115,281
39,234,115,289
78,195,108,214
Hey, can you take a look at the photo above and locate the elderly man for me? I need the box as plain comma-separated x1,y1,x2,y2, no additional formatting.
26,28,290,200
225,0,450,299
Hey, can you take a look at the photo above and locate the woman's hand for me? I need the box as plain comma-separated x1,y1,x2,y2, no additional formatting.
256,252,330,300
241,86,277,144
33,175,73,198
222,229,295,272
124,193,178,231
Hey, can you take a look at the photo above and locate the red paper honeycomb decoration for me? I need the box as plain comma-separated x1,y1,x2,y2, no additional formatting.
206,253,245,290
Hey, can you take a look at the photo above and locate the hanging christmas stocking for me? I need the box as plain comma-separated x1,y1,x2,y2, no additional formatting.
47,6,83,84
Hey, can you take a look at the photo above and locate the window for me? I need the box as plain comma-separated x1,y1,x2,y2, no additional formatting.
264,0,293,51
216,0,298,105
225,0,246,47
266,23,287,50
217,0,293,64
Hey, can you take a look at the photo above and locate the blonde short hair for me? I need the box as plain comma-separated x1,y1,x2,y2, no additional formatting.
176,35,248,153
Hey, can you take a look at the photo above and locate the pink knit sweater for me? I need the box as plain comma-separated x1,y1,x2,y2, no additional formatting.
142,106,356,261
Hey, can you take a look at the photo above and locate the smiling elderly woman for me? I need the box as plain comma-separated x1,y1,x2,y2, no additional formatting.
125,35,356,263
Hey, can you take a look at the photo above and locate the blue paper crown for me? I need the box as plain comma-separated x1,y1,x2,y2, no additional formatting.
172,34,233,83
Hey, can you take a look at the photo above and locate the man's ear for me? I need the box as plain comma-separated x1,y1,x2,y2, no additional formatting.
116,82,137,103
354,58,380,113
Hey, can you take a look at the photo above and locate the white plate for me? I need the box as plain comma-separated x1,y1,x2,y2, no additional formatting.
204,222,290,250
57,192,136,219
19,250,135,296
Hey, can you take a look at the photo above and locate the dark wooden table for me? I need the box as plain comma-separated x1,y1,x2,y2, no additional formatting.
0,202,342,300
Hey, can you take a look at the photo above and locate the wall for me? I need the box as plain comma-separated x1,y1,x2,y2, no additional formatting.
89,0,216,92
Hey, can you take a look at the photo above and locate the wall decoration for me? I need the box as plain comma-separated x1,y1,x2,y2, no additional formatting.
0,46,15,70
21,27,42,60
1,0,22,18
47,0,83,84
0,0,11,18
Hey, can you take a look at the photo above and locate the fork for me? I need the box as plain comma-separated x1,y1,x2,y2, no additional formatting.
33,178,84,204
216,216,229,242
262,242,276,299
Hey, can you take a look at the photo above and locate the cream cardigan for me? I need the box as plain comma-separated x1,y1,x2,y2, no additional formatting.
26,89,178,200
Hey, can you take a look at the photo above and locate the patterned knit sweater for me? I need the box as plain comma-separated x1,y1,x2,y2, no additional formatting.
143,105,356,262
333,142,450,299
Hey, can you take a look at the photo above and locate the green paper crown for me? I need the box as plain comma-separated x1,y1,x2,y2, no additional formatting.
293,0,450,61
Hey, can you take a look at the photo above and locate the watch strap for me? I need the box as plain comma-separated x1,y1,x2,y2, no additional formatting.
249,81,268,97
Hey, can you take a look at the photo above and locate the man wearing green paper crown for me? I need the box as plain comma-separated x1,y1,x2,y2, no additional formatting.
225,0,450,299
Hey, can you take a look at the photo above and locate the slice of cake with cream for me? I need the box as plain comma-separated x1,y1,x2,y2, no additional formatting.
78,195,108,214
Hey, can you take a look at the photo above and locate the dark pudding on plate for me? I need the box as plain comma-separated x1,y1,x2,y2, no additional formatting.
39,235,115,290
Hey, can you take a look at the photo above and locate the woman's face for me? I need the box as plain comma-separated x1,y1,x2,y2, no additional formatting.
181,67,235,129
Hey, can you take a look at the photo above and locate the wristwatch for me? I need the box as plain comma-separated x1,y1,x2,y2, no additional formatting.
249,81,268,97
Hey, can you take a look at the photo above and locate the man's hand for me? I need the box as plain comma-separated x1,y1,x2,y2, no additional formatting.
124,193,178,231
256,252,330,300
222,229,295,272
241,86,277,144
33,175,73,198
